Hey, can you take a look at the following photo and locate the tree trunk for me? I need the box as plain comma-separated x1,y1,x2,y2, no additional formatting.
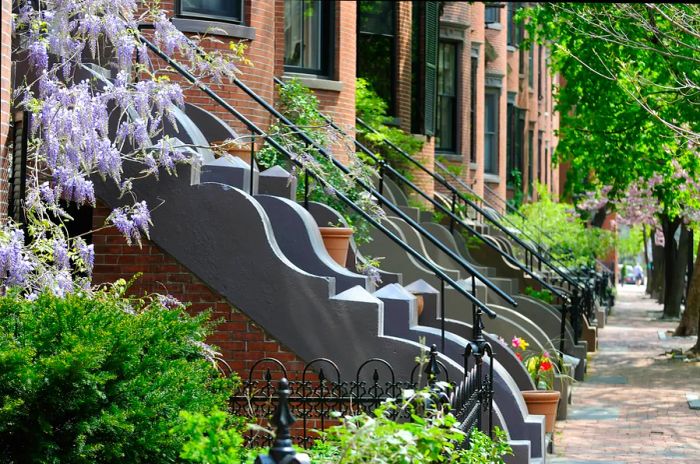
650,242,665,302
591,208,607,228
675,249,700,336
661,217,686,319
643,225,652,295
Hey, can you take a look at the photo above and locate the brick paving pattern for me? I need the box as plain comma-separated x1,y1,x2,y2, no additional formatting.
551,285,700,463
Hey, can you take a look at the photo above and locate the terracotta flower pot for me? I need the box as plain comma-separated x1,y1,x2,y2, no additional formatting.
415,294,424,317
318,227,353,267
522,390,561,434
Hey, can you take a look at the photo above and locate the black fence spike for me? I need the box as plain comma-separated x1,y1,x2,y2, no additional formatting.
265,368,272,382
424,344,440,385
372,369,379,384
269,378,296,461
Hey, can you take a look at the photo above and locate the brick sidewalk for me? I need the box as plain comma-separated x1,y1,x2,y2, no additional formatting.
550,285,700,464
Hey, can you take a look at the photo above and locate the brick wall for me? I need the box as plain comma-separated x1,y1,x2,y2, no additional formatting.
91,202,311,380
0,0,11,222
396,1,413,133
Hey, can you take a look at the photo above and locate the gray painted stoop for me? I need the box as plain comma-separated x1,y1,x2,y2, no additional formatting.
97,101,549,463
95,163,458,379
373,283,544,463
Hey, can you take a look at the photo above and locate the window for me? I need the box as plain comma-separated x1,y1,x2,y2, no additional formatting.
485,3,501,24
507,3,521,47
545,142,549,186
484,88,500,174
357,1,396,114
537,130,543,183
527,129,534,195
178,0,243,23
538,46,544,100
284,0,334,76
506,101,524,186
528,46,534,87
470,56,478,162
436,41,459,153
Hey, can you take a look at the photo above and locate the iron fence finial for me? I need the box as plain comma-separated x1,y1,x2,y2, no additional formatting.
255,378,310,464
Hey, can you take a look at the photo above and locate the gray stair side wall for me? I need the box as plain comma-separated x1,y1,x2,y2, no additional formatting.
421,222,498,277
375,286,545,460
94,165,448,379
255,194,371,293
387,215,463,281
306,202,402,286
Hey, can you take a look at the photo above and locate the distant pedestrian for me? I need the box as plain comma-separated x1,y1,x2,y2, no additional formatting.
633,263,644,285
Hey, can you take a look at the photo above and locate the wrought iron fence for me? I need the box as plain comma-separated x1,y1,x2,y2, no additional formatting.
232,345,493,451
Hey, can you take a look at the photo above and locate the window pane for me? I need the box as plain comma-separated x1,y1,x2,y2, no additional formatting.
284,0,328,74
358,1,395,35
181,0,241,20
437,42,458,152
357,0,396,114
484,90,499,174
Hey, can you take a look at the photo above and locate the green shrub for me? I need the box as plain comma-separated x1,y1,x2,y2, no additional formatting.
524,286,555,304
355,77,424,179
0,284,235,463
173,410,251,464
313,389,512,463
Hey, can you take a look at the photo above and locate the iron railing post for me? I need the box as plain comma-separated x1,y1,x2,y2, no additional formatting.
254,378,311,464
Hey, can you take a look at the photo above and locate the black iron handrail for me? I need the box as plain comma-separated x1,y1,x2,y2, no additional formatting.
135,34,500,326
356,116,583,292
435,161,587,279
225,73,516,308
482,179,612,273
272,78,565,299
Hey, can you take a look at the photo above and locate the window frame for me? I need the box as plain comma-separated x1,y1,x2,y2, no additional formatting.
485,3,502,24
507,3,520,47
436,40,460,154
470,55,478,163
484,87,500,175
283,0,336,78
177,0,244,24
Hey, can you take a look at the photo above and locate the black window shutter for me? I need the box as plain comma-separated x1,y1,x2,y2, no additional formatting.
423,1,439,136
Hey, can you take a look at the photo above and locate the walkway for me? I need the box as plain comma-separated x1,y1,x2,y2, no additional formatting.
551,285,700,464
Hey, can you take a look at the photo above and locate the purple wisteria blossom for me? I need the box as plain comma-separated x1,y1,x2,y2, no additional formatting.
0,230,34,286
77,239,95,275
109,202,152,246
53,238,70,270
7,0,244,297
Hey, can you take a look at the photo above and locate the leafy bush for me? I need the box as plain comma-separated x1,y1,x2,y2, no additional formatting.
313,389,512,463
355,78,424,179
257,79,381,245
173,409,251,464
506,184,615,267
0,284,235,463
524,286,555,304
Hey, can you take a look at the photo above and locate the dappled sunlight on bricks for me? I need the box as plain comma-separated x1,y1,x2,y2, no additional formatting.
554,286,699,462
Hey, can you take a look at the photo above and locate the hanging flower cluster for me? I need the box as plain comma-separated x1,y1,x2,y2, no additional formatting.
6,0,245,296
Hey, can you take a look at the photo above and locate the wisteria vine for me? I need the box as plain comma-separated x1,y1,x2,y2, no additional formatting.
6,0,245,296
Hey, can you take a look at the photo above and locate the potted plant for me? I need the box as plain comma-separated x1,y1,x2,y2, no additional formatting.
510,337,561,434
256,79,384,265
